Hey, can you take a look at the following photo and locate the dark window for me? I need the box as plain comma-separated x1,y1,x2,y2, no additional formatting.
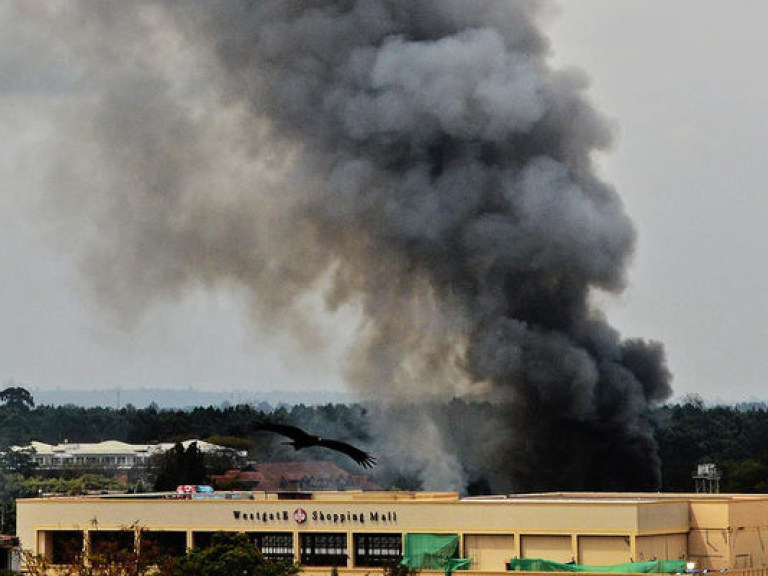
192,531,216,549
354,533,402,567
89,530,135,557
141,531,187,558
50,531,84,564
300,533,347,566
250,532,294,562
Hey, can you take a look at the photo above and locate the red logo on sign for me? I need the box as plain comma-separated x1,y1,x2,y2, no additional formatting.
293,508,307,524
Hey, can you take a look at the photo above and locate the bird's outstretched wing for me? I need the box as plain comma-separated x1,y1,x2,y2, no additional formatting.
318,438,377,469
256,422,312,442
256,422,376,468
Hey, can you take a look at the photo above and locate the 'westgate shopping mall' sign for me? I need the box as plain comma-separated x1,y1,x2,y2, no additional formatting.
233,507,398,525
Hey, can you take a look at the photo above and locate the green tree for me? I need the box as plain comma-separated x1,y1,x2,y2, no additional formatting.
171,532,300,576
0,386,34,411
0,445,36,475
724,458,768,493
153,442,207,491
384,561,418,576
23,526,176,576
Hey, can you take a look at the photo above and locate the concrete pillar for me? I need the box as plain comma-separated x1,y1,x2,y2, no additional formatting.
571,534,579,564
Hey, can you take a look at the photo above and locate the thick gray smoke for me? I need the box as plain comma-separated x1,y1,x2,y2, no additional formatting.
11,1,671,491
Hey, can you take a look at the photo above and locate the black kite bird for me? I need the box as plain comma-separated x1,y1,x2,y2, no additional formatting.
256,423,376,469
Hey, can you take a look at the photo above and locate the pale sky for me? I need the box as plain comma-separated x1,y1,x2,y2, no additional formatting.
551,2,768,402
1,2,767,403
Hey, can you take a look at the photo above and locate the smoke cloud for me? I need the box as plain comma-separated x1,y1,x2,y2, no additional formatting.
10,1,671,491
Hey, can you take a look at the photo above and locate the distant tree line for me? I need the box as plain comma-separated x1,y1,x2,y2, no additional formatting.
0,398,369,451
654,395,768,492
0,390,373,532
4,386,768,496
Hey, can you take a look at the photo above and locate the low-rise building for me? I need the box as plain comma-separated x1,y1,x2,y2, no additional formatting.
0,535,19,573
18,490,768,574
15,439,246,472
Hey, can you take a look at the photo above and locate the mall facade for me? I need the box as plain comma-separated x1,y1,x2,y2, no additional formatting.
17,490,768,574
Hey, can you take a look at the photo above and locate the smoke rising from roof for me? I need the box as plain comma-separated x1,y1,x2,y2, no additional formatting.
13,1,671,491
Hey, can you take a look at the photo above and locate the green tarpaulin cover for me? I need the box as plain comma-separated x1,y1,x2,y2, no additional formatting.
508,558,688,574
401,534,471,576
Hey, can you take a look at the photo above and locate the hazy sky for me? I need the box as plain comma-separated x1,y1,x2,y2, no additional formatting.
551,2,768,403
1,2,766,402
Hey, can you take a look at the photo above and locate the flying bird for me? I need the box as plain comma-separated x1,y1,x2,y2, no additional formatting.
256,423,376,469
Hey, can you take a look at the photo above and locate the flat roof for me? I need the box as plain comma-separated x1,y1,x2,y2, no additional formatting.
462,491,768,504
19,489,768,507
19,490,464,503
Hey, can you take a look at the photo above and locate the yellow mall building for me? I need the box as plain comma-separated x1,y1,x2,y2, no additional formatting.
17,491,768,574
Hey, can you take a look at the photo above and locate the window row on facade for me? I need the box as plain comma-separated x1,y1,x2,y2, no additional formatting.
44,530,404,567
42,529,663,570
33,455,148,468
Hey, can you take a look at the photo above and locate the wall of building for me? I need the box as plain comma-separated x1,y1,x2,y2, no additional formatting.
22,492,768,573
18,495,691,537
637,501,691,533
728,527,768,569
520,535,573,563
464,535,515,571
730,497,768,568
688,529,729,570
577,536,631,565
635,534,687,563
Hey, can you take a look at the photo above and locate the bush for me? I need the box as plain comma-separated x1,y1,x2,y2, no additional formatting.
172,532,300,576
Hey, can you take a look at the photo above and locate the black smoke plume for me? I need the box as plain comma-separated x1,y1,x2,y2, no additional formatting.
11,1,671,491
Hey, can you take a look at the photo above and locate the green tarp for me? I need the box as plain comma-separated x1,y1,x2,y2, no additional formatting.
508,558,688,574
400,533,471,576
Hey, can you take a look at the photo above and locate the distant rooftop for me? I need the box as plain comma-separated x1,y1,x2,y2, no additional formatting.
14,439,244,470
21,439,234,456
210,460,381,492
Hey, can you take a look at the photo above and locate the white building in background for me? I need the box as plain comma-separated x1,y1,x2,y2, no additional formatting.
15,439,245,471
